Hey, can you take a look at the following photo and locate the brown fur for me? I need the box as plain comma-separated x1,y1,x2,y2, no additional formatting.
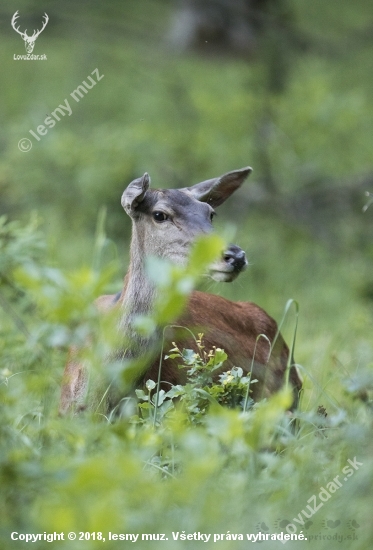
60,290,302,413
145,291,301,404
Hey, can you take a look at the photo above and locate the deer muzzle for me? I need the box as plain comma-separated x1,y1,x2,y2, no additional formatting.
209,244,248,282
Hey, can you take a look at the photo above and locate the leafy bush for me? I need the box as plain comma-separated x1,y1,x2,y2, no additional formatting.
134,337,258,428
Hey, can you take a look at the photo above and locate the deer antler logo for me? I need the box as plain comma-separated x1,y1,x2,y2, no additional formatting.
11,11,49,54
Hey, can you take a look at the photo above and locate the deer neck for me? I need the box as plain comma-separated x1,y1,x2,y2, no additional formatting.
120,225,157,329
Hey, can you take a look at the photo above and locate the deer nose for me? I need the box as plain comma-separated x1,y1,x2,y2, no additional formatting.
223,245,248,272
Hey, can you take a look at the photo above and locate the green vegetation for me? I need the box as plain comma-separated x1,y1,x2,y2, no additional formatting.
1,0,373,548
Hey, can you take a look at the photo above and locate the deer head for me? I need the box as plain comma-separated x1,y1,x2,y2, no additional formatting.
121,167,252,282
11,11,49,54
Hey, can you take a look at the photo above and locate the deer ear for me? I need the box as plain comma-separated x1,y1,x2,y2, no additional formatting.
185,167,252,207
121,173,150,215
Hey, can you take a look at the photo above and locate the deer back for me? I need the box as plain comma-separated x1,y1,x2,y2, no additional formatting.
143,290,302,408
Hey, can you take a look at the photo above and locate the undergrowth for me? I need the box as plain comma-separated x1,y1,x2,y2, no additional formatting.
0,218,372,550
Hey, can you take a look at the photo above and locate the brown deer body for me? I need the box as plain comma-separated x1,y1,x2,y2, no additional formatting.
60,167,302,414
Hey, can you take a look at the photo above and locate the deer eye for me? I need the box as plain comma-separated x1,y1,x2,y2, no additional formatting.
152,211,168,223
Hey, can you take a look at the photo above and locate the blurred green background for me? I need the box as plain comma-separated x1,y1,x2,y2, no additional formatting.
1,0,373,392
1,1,373,548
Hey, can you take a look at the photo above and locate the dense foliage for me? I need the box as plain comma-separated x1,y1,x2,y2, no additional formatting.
1,216,372,549
1,0,373,548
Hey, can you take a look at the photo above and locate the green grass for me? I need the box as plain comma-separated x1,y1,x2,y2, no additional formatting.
1,0,373,547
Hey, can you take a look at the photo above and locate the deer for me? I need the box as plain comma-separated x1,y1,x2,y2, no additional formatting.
11,11,49,54
60,167,302,415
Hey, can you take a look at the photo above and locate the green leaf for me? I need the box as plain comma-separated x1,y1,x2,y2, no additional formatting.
145,379,156,391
